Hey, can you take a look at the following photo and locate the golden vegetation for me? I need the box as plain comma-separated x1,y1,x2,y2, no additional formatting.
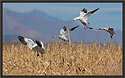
3,41,122,75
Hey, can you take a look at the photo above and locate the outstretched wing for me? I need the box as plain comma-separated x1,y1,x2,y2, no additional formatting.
110,34,113,39
97,27,108,31
32,40,45,54
35,40,42,47
88,27,108,31
68,25,79,33
80,8,87,17
35,40,45,49
59,35,69,41
83,8,99,20
18,36,45,54
88,27,94,29
32,46,45,54
97,27,115,39
18,36,37,50
18,36,27,45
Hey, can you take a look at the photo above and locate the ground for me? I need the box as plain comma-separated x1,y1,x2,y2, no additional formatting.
3,41,122,75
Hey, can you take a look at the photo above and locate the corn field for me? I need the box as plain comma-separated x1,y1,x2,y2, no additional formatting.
3,41,122,75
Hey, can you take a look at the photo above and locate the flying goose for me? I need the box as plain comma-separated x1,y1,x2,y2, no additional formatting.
53,25,79,42
88,27,115,39
73,8,99,29
18,36,45,56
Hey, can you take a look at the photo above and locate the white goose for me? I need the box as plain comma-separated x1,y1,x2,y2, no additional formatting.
73,8,99,29
53,25,79,42
18,36,45,56
88,27,115,39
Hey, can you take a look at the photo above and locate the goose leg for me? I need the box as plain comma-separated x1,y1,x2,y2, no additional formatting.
84,24,88,30
84,26,86,30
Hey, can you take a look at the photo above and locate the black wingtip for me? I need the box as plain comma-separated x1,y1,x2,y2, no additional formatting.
110,33,114,39
97,8,100,10
110,36,113,39
88,27,93,29
76,25,79,27
75,25,79,28
70,25,79,31
95,8,99,10
91,8,100,14
18,36,23,39
63,26,67,31
35,40,42,48
82,8,87,13
18,36,27,45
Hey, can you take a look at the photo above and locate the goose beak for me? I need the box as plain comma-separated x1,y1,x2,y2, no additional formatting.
73,19,75,22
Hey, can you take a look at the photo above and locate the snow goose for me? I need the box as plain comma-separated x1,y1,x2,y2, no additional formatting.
88,27,115,39
73,8,99,29
53,25,79,42
18,36,45,56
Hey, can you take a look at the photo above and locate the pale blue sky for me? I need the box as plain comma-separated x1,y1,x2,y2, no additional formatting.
3,3,123,31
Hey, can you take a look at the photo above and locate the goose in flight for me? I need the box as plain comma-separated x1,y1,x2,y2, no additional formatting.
18,36,45,56
88,27,115,39
53,25,79,42
73,8,99,29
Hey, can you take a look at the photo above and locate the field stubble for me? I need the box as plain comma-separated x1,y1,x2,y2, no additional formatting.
3,41,122,75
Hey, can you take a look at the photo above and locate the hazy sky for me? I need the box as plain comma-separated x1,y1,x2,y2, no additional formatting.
3,3,123,31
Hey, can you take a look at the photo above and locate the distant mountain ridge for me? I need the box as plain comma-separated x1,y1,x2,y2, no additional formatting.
3,8,122,45
25,9,63,22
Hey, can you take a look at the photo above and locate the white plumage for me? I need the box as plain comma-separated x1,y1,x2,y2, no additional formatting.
53,25,79,42
18,36,45,56
73,8,99,29
88,27,115,39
